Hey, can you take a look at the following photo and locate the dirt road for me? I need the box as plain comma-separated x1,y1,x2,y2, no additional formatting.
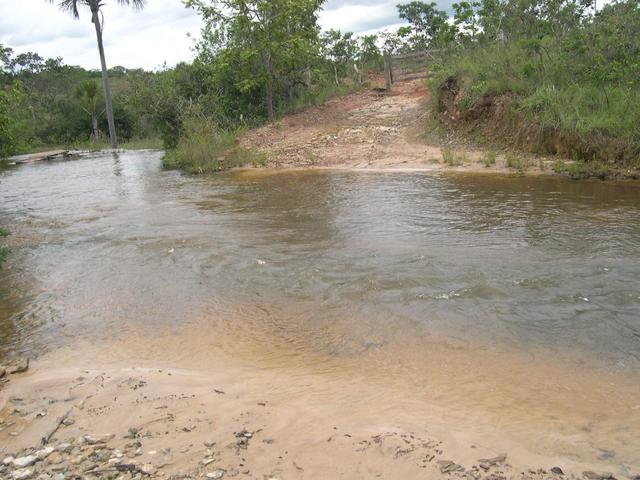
242,79,513,173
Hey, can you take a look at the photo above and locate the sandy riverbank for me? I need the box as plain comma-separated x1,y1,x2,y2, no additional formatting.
1,316,639,480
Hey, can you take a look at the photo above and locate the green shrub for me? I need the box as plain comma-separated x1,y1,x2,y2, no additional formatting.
553,159,566,174
483,151,497,167
164,107,264,174
506,154,528,173
442,148,465,166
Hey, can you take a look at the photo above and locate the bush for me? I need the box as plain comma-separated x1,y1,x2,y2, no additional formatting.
163,107,264,174
483,151,496,167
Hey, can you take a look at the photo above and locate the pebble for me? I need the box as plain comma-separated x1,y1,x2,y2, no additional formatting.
478,454,507,470
80,434,114,445
551,466,565,475
13,455,38,468
206,469,226,479
12,469,34,480
141,463,156,475
36,447,55,460
438,460,464,474
8,359,30,375
583,472,616,480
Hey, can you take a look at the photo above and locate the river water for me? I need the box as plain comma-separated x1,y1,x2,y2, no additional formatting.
1,151,640,467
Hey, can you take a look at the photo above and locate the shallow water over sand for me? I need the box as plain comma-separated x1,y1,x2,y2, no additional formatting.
1,151,640,470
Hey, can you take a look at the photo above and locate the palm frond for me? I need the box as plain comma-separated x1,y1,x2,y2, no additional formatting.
116,0,146,9
49,0,145,18
49,0,81,18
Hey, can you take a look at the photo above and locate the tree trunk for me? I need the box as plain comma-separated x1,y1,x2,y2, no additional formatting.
265,54,274,122
92,9,117,149
287,82,295,112
91,114,99,140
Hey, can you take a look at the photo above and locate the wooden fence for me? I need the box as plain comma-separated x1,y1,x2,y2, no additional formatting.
384,50,437,91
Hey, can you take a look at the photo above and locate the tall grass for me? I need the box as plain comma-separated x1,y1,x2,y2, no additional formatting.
431,40,640,168
164,108,266,174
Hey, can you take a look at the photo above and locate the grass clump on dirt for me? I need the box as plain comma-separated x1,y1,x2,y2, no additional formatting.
483,151,497,167
442,148,466,167
163,107,266,174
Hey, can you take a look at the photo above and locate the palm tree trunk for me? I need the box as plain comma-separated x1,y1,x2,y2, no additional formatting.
91,9,118,149
91,114,99,140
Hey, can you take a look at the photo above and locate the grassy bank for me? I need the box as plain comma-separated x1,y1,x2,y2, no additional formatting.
428,0,640,178
163,109,266,174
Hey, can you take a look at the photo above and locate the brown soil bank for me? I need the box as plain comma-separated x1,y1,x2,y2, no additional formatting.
435,76,640,180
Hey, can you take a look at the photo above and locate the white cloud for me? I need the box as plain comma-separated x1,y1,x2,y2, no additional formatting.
0,0,469,70
0,0,202,70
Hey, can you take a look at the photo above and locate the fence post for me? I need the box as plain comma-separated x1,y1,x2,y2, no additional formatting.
384,52,392,91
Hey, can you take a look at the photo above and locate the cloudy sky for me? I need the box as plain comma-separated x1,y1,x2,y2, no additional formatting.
0,0,456,71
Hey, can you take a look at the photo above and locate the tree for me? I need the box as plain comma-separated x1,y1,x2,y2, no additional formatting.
187,0,324,122
76,79,103,139
48,0,146,148
397,1,452,49
321,30,358,85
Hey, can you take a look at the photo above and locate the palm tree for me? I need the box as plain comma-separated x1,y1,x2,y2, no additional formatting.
49,0,146,149
76,79,102,140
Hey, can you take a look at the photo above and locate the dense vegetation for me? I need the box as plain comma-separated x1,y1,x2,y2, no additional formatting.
2,0,639,174
0,0,389,170
415,0,640,170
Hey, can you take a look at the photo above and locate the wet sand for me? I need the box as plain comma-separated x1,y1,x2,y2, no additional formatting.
1,316,639,479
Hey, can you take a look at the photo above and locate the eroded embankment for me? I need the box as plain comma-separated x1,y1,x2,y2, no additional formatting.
435,76,640,179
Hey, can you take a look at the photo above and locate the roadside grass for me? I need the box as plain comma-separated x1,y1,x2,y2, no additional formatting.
442,148,466,166
506,153,528,174
163,110,265,174
483,151,497,167
0,246,8,268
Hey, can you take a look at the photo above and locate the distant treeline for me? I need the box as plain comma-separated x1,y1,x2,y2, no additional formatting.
3,0,638,172
2,0,422,158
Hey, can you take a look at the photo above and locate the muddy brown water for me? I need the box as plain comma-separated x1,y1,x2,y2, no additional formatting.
1,151,640,470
